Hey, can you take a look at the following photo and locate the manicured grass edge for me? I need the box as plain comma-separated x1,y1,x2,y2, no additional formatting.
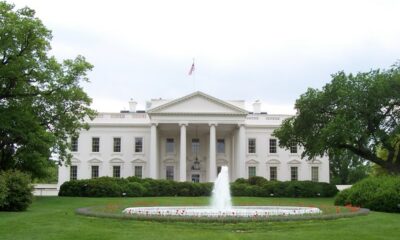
75,206,370,223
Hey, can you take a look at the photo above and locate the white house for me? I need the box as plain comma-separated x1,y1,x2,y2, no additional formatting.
58,91,329,188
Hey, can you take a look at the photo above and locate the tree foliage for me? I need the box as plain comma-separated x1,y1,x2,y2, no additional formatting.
0,2,95,178
273,63,400,174
329,149,371,184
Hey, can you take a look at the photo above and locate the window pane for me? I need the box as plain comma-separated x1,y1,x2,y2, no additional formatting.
269,139,277,153
92,137,100,152
113,166,121,178
248,166,256,177
290,166,298,181
71,137,78,152
166,138,174,153
248,138,256,153
135,137,143,153
113,138,121,152
290,141,297,153
166,166,174,180
192,138,200,154
70,165,77,181
217,139,225,153
270,166,277,181
91,165,99,179
311,166,319,182
134,166,143,178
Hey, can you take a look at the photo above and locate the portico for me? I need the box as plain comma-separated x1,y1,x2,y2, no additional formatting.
146,92,248,182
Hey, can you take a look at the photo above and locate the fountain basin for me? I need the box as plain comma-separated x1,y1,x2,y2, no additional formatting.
122,206,322,218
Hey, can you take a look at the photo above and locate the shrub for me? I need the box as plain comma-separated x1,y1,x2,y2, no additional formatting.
0,177,8,208
124,182,145,197
248,176,268,186
334,176,400,213
0,170,33,211
59,177,213,197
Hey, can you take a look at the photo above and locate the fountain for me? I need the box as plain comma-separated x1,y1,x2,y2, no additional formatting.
123,166,322,219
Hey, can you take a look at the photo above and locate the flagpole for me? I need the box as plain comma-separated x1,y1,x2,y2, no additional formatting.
193,58,196,91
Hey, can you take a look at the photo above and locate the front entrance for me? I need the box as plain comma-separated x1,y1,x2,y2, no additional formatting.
191,174,200,183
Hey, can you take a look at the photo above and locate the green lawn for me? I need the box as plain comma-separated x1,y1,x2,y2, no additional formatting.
0,197,399,240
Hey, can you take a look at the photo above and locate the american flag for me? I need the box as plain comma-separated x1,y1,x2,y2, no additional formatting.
188,62,195,75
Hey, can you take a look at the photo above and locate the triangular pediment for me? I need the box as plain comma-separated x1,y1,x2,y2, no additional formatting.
147,91,248,115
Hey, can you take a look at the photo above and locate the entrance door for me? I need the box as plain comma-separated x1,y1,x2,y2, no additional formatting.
191,174,200,183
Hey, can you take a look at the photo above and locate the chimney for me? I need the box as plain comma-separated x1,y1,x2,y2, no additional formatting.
253,100,261,114
129,99,137,112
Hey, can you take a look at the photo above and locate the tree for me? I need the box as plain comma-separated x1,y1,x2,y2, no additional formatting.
273,63,400,174
329,149,371,185
0,2,95,178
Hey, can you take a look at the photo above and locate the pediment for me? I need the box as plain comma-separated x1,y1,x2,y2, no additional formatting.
307,159,322,164
147,91,248,115
131,158,146,164
288,159,301,164
88,158,102,163
246,159,259,164
266,159,281,164
110,158,124,163
71,158,81,163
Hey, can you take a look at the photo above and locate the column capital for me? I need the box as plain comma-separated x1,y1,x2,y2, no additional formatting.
150,122,158,127
179,122,189,127
208,122,218,127
237,123,246,128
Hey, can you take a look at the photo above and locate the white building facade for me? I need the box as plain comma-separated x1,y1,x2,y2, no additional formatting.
58,91,329,187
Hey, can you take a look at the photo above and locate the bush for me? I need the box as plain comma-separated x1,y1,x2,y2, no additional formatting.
0,177,8,207
248,176,268,186
0,170,33,211
59,177,212,197
230,180,338,198
334,176,400,213
59,176,337,198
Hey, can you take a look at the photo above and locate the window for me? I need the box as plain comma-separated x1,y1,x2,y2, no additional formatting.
311,166,319,182
70,165,77,180
248,138,256,153
166,166,174,180
192,138,200,154
92,137,100,152
269,139,277,153
71,137,78,152
217,139,225,153
290,141,297,153
134,166,143,178
248,166,256,177
269,166,277,181
113,166,121,178
290,166,298,181
166,138,174,153
135,137,143,153
191,174,200,183
113,137,121,152
91,165,99,179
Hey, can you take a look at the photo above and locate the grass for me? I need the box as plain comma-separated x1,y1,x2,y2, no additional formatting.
0,197,399,240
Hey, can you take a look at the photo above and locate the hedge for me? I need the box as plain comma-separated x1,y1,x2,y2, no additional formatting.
59,176,338,198
231,177,338,197
0,170,33,211
334,176,400,213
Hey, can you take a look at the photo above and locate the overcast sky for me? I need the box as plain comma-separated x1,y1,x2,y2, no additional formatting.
10,0,400,114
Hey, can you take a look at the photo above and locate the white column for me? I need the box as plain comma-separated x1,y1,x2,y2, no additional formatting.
149,123,158,179
179,123,188,182
237,123,246,178
209,123,217,182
